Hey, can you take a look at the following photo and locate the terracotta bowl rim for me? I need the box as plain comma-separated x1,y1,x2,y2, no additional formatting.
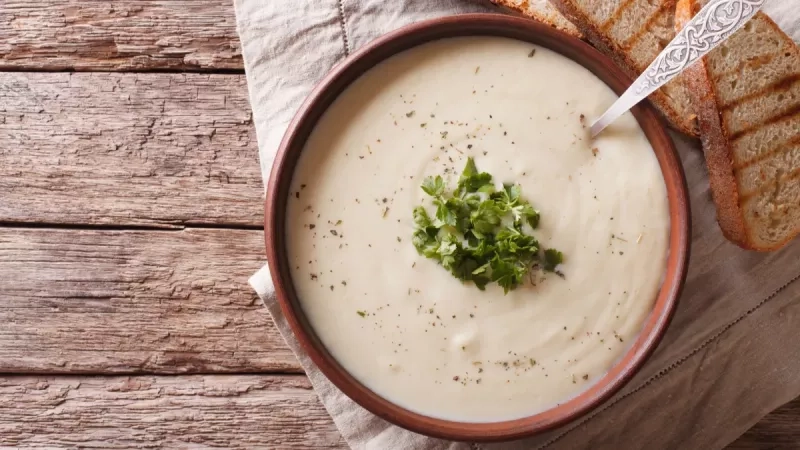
264,13,691,442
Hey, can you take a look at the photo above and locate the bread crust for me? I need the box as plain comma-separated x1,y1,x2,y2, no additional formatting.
549,0,699,137
736,12,800,251
489,0,582,38
676,0,800,251
674,0,754,248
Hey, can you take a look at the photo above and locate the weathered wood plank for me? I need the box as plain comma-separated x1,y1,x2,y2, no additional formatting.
0,372,794,450
1,3,797,445
728,398,800,449
0,72,262,228
0,374,345,448
0,227,299,374
0,194,798,446
0,0,242,71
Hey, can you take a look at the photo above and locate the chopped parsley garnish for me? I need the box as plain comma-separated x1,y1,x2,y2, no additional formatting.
543,249,564,271
411,157,564,293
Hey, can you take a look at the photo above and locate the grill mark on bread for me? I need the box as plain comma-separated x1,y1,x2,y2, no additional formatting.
720,74,800,111
601,0,638,31
730,104,800,142
711,53,780,83
620,1,676,49
734,134,800,170
739,167,800,202
550,0,698,135
676,0,799,250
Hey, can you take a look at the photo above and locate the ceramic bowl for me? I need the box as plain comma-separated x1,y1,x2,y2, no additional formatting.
264,13,691,442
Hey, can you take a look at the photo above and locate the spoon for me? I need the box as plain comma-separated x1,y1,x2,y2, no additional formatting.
590,0,765,137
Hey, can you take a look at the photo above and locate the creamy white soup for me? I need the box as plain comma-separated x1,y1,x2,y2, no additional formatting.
285,36,669,422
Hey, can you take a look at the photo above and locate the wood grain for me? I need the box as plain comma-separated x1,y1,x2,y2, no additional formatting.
0,72,262,228
0,374,345,448
728,398,800,449
0,371,794,450
0,0,242,71
1,2,798,445
0,227,299,374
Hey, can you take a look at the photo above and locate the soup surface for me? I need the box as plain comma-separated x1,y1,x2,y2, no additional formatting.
285,36,669,422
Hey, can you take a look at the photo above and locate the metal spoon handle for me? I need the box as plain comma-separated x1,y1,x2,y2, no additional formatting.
590,0,765,137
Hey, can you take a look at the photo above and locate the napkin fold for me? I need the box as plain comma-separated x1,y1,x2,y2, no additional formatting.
236,1,800,448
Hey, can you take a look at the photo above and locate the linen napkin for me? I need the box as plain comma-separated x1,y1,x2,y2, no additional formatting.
237,1,800,448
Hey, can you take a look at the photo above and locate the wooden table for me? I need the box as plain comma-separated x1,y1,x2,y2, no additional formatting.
0,1,796,448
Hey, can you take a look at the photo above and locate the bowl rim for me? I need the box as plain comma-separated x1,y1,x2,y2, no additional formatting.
264,13,691,442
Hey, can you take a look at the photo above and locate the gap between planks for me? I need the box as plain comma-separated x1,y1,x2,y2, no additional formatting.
0,371,795,448
0,67,245,74
2,2,799,443
0,221,264,232
0,227,298,374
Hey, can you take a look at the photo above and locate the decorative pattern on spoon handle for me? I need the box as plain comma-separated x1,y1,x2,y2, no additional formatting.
635,0,764,95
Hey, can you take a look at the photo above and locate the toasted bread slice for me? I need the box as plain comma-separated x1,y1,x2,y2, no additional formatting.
490,0,582,38
548,0,699,136
676,0,800,251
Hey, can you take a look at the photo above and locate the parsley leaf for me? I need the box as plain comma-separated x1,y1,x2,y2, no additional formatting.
457,158,494,195
411,157,565,293
512,202,540,229
504,184,521,203
470,200,503,234
434,198,457,227
413,206,433,229
490,256,525,294
543,249,564,272
461,157,478,178
421,175,445,197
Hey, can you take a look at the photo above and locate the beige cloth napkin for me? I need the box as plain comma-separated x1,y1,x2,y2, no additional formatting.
236,1,800,448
